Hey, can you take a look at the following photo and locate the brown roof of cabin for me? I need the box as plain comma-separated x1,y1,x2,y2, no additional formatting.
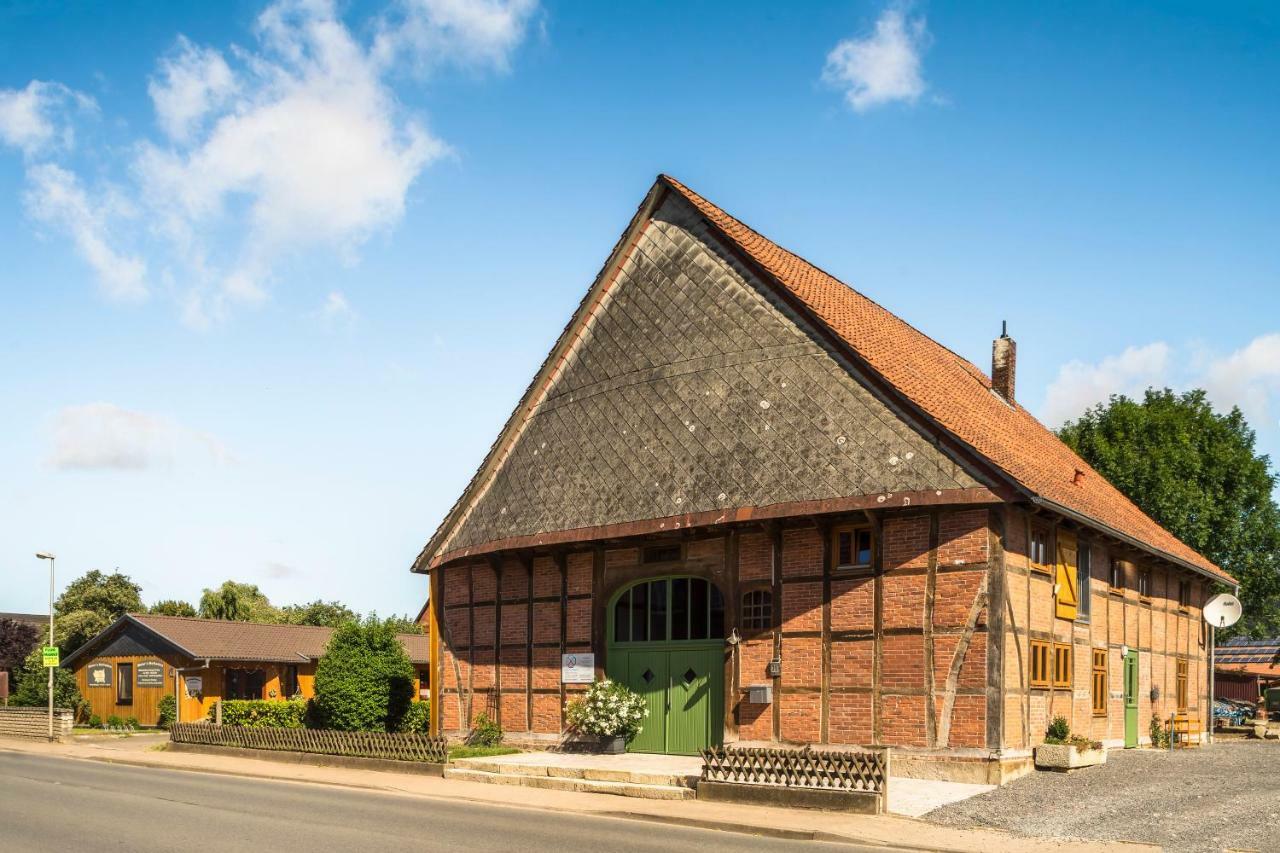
657,176,1231,584
77,614,431,665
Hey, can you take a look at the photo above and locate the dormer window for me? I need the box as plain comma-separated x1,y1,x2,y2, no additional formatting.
833,525,872,570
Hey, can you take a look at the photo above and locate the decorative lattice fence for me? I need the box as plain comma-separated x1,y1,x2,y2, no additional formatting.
701,746,889,794
170,723,448,763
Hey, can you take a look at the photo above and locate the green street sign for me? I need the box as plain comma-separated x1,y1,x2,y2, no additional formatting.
42,646,60,667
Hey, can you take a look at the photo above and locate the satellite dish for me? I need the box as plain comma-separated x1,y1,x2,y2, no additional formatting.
1204,593,1242,628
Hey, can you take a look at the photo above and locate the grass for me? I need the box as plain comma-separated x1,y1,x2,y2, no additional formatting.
448,745,521,760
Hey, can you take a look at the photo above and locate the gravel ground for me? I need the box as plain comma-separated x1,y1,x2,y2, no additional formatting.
926,739,1280,852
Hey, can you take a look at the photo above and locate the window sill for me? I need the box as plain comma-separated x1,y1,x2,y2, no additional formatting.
835,563,873,573
1030,565,1052,575
1139,597,1152,605
1092,712,1107,718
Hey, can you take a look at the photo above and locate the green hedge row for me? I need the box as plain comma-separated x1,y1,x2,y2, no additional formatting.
210,698,308,728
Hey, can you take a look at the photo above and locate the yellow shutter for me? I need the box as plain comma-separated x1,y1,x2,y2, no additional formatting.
1056,530,1078,620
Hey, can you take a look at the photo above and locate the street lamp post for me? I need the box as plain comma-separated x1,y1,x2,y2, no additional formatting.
36,552,55,741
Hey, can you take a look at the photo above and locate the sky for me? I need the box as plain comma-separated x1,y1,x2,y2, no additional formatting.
2,0,1277,618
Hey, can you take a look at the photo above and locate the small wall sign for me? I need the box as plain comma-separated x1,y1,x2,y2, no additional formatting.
561,652,596,684
184,676,203,696
42,646,60,668
87,663,113,687
136,661,165,687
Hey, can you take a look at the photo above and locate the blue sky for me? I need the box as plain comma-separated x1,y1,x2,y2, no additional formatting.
2,0,1277,617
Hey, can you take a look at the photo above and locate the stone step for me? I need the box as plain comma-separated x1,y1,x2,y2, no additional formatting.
443,767,697,800
456,758,699,789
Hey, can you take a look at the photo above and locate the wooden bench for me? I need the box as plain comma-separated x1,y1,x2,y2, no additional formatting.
1171,713,1201,748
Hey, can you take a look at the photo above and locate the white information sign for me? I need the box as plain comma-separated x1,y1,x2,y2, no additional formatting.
184,676,203,696
561,653,596,684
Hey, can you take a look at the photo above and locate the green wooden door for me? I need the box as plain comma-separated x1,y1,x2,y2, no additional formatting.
666,648,715,756
1123,650,1139,748
621,649,668,754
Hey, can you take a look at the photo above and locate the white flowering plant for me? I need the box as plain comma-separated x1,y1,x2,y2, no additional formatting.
565,679,648,741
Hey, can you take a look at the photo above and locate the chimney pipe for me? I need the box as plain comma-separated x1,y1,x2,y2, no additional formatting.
992,322,1016,402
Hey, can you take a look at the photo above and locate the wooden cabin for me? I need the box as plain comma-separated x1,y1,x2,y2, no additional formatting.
62,614,430,726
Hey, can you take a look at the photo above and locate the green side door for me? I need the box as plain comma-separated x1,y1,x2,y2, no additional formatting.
1123,650,1139,748
620,649,668,754
666,648,715,756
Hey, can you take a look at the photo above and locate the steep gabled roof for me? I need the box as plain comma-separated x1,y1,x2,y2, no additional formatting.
413,175,1231,586
659,176,1231,585
62,613,431,667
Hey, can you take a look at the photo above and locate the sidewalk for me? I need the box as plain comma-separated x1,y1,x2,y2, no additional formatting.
0,735,1152,853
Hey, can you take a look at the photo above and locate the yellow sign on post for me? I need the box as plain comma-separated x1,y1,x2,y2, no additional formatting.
42,646,59,668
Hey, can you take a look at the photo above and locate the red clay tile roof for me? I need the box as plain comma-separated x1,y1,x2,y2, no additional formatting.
659,175,1233,585
121,614,431,664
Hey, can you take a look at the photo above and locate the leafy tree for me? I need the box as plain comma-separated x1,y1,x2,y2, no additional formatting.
198,581,282,623
1,618,41,674
149,599,197,617
10,648,88,718
368,612,424,635
1059,388,1280,637
312,618,415,731
281,600,358,628
54,570,143,652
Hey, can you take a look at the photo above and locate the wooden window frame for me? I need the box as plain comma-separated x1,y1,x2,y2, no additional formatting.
642,543,682,565
832,524,873,572
1030,525,1052,574
1138,569,1152,602
1091,649,1107,716
1176,659,1189,712
740,588,773,634
1178,579,1192,612
1109,561,1124,596
282,664,299,699
1076,543,1092,621
1052,643,1073,689
116,662,133,706
1030,640,1051,688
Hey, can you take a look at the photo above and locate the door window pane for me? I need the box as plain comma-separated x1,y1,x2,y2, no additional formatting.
614,589,631,642
690,578,709,639
671,578,689,641
648,579,667,641
630,581,649,642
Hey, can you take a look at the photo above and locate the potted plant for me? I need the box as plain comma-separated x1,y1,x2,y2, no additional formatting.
564,680,648,754
1034,716,1106,771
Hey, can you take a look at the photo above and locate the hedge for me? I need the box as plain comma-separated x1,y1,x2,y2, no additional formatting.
210,699,307,728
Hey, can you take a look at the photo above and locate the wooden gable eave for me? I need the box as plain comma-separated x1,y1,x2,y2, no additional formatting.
410,179,674,574
60,614,199,669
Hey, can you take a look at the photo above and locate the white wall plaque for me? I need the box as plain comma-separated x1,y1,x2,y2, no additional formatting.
561,653,596,684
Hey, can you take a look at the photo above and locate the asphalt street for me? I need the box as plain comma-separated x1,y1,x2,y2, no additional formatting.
0,751,886,852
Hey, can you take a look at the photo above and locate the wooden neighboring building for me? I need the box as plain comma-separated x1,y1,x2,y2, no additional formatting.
414,175,1236,782
63,614,430,726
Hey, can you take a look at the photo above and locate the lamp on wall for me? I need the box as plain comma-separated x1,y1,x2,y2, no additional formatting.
727,627,741,646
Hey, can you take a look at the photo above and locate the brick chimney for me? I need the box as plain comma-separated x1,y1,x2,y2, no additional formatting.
992,322,1016,402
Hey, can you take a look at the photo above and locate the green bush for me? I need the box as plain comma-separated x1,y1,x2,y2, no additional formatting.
397,700,430,733
87,713,103,729
565,680,648,741
211,699,307,728
467,711,503,747
1150,714,1171,748
125,716,140,729
312,618,415,731
1044,716,1070,744
9,648,89,719
106,714,125,728
156,695,177,730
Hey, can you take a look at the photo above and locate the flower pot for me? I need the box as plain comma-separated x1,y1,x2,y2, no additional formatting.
1034,743,1107,772
560,732,627,754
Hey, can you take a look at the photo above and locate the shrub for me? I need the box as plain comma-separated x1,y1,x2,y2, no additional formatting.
9,648,89,719
1044,716,1070,744
1149,714,1171,749
565,680,648,742
87,713,102,728
156,695,177,730
397,700,430,733
211,699,306,729
312,618,416,731
125,716,140,729
106,714,125,729
467,711,503,746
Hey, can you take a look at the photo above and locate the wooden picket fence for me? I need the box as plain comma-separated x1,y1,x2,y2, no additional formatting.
170,722,448,763
701,745,889,794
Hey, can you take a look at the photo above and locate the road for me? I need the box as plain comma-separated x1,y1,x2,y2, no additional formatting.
0,751,886,852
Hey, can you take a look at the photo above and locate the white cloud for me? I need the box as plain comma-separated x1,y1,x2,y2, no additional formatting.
1042,334,1280,430
47,403,232,471
316,290,353,321
0,80,95,156
24,164,148,301
263,561,299,579
823,6,930,113
373,0,539,73
148,36,238,143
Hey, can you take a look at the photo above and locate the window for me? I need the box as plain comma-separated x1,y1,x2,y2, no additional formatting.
1176,659,1189,711
116,662,133,706
741,589,773,632
282,664,299,699
1053,643,1073,689
1030,526,1051,572
1077,545,1092,620
1030,640,1051,688
1091,650,1108,716
834,526,873,570
1055,531,1079,621
1138,569,1151,601
1109,560,1124,595
224,668,266,701
613,577,724,643
642,544,681,564
1178,579,1192,610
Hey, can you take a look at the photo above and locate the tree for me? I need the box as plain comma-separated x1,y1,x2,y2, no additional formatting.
149,599,198,617
198,581,282,623
281,600,358,628
311,618,415,731
54,570,143,653
1059,388,1280,638
0,618,41,674
10,647,88,718
369,612,424,635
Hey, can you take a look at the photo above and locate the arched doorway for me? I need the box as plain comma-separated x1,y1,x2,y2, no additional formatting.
606,576,725,755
